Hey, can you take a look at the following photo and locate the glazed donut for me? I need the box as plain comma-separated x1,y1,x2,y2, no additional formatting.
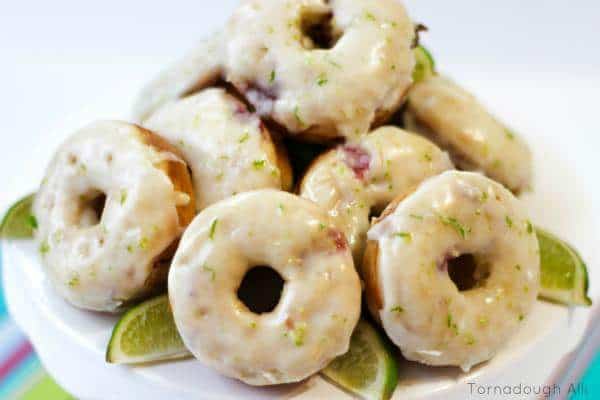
363,171,539,371
133,32,223,122
300,126,453,268
169,190,361,385
33,121,195,312
403,75,532,193
223,0,415,141
145,88,292,210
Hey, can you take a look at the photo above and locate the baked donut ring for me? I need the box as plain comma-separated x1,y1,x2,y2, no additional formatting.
300,126,453,269
404,75,532,193
133,32,223,122
33,121,195,312
169,190,361,385
223,0,415,142
363,171,539,371
145,88,292,210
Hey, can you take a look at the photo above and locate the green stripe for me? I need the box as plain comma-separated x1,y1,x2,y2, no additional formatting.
19,374,74,400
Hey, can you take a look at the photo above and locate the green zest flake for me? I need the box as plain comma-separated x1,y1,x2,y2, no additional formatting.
518,314,525,322
202,264,216,281
492,159,502,169
178,139,186,147
290,323,307,347
364,11,377,21
319,222,326,231
269,69,276,83
68,274,80,288
249,321,257,329
294,106,305,127
409,214,424,221
317,73,328,86
278,203,285,213
127,244,134,253
439,215,471,239
209,219,218,240
481,191,489,202
120,189,127,205
464,333,476,346
327,58,341,69
238,131,250,143
27,215,38,229
505,216,513,228
423,153,433,162
79,164,87,174
139,237,149,250
515,264,522,271
394,232,412,243
252,159,266,170
526,220,534,234
446,313,459,335
39,240,50,255
478,316,489,326
505,129,516,140
390,306,404,313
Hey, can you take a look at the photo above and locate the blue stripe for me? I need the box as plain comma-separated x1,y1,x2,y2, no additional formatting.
570,351,600,399
0,352,42,399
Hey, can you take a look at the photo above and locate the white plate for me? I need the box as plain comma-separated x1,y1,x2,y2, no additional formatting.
1,1,599,399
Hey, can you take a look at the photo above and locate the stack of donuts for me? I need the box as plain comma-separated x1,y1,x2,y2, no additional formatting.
33,0,540,386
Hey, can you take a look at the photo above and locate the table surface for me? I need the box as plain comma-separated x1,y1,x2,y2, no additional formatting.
0,0,599,398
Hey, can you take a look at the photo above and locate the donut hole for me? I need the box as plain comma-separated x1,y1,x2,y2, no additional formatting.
447,254,490,292
76,191,107,227
300,11,342,50
237,266,285,314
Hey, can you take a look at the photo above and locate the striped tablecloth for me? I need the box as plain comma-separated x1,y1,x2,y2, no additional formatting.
0,244,598,399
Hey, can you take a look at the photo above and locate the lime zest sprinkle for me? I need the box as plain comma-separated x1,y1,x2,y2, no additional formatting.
316,73,328,86
278,203,285,214
505,216,513,228
209,219,218,240
293,106,305,127
464,333,477,345
269,69,276,83
439,215,471,239
290,323,307,346
120,189,127,205
68,274,80,288
394,232,412,243
423,153,433,162
518,314,525,322
27,214,38,229
446,313,459,335
39,240,50,255
202,264,216,281
505,129,516,140
249,321,257,329
481,191,489,202
515,264,522,271
319,222,326,231
252,159,266,170
364,11,377,21
479,316,489,326
391,305,404,313
126,244,134,253
410,214,424,221
138,237,149,250
526,220,534,234
238,131,250,143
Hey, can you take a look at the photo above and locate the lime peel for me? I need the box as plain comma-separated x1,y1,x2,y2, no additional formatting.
0,194,37,239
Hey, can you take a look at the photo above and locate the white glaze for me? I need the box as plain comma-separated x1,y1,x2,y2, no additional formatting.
366,171,540,371
33,121,192,312
300,126,453,268
145,89,290,211
404,75,533,193
133,32,223,122
169,190,361,385
223,0,415,141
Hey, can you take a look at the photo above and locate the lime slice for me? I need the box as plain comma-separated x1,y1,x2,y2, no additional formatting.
412,45,436,83
0,194,37,239
537,228,592,306
322,320,399,400
106,295,191,364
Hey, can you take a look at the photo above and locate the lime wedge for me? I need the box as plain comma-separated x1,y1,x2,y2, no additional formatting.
0,194,37,239
106,295,191,364
537,228,592,307
412,45,436,83
322,320,399,400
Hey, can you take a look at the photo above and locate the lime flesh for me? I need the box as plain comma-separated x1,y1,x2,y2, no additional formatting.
0,194,36,238
537,228,592,306
412,45,436,83
322,320,399,400
106,295,191,364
